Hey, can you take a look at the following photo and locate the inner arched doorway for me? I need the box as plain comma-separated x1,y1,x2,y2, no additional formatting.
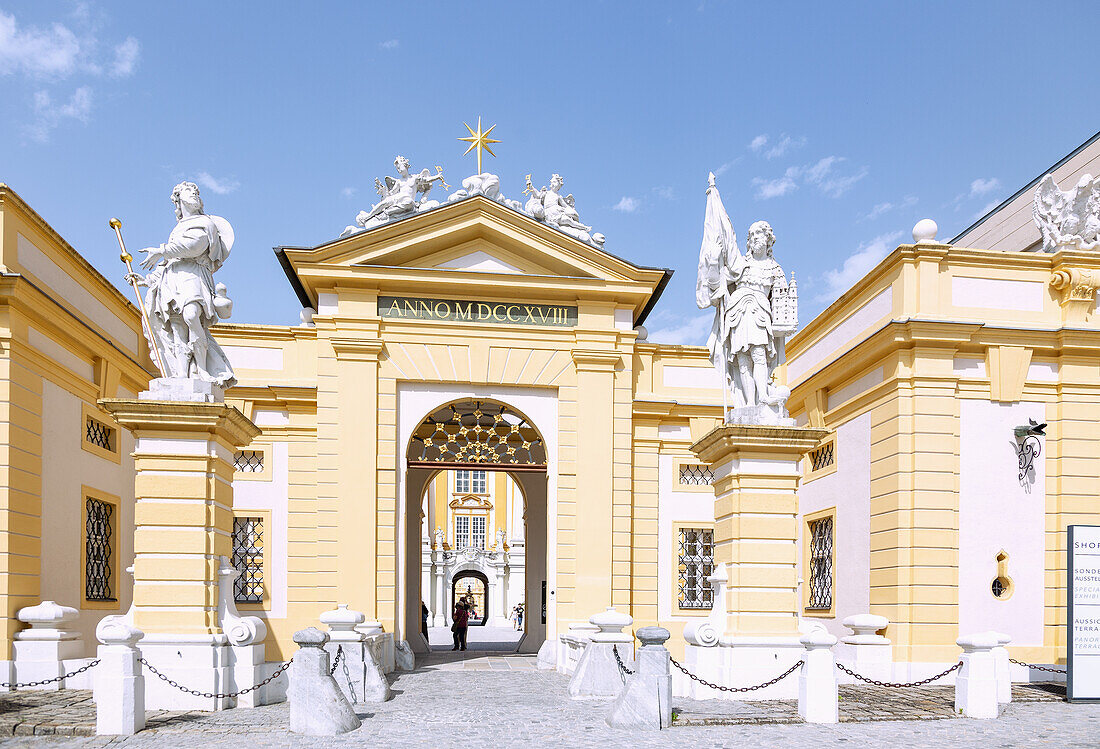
452,571,489,626
401,397,549,655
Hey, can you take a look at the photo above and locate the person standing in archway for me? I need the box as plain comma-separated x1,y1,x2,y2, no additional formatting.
451,600,470,651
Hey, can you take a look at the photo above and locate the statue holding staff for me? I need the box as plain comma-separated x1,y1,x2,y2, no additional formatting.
123,181,236,388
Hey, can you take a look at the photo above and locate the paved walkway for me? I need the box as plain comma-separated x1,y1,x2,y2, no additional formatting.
426,625,523,652
0,657,1096,747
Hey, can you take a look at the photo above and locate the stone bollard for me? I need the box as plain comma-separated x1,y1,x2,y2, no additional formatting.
798,631,838,724
289,628,362,735
94,620,145,736
606,627,672,730
836,614,891,684
321,604,391,703
569,607,633,699
14,601,84,691
988,631,1012,705
955,633,999,719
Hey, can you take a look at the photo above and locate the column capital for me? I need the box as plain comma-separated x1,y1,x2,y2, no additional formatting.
570,349,620,372
330,337,385,362
691,423,827,465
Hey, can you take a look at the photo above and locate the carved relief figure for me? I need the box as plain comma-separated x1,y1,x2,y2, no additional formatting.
1033,173,1100,252
126,181,236,387
697,173,797,423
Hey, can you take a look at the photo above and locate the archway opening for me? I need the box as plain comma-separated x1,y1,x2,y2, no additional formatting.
402,398,548,656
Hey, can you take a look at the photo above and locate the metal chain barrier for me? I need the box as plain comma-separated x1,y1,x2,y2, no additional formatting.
670,656,804,694
835,660,962,688
338,646,356,702
140,657,291,700
1009,658,1066,674
0,659,100,690
611,645,635,677
329,645,343,676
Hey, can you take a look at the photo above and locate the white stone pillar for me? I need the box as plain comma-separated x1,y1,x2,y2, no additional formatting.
321,604,391,704
836,614,891,684
289,628,362,736
569,607,634,698
798,631,838,724
606,626,672,730
94,620,146,736
955,633,999,719
433,562,447,627
493,568,506,626
13,601,83,690
989,631,1012,704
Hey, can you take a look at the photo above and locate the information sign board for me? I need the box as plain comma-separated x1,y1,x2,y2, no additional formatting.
1069,524,1100,701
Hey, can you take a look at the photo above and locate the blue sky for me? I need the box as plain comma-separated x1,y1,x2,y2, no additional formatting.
2,1,1098,343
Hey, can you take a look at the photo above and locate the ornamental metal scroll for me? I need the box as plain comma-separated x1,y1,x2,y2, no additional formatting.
1015,436,1042,493
408,400,547,470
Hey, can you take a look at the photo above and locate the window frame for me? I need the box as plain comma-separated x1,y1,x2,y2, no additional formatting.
232,445,272,482
672,522,716,617
802,507,837,617
81,403,121,464
231,509,271,611
674,461,716,493
803,433,838,482
81,486,121,610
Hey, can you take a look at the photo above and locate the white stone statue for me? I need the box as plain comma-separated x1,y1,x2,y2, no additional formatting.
697,172,797,425
444,172,524,211
343,156,447,236
433,526,444,549
126,181,236,388
524,173,605,247
497,528,507,550
1033,173,1100,252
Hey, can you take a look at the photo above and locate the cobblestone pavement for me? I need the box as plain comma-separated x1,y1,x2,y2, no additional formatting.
0,657,1096,748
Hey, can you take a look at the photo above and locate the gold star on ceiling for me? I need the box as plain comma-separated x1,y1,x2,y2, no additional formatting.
458,117,500,175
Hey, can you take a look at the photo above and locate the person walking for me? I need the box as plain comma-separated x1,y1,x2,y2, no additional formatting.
451,600,470,651
515,602,524,631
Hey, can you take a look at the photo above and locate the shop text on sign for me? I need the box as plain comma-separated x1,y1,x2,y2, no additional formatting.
379,296,578,327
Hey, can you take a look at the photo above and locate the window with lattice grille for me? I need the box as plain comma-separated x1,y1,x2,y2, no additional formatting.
234,450,264,473
455,515,470,548
807,516,834,610
471,515,486,549
85,498,115,601
808,442,835,472
232,517,264,603
677,527,714,610
85,416,115,452
678,464,714,486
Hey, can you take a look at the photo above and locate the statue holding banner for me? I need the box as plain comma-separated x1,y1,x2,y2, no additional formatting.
696,172,797,424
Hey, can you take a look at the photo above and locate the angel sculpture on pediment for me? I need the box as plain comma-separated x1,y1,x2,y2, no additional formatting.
523,173,605,247
355,155,448,230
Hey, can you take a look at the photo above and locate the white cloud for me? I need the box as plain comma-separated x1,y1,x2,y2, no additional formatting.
748,134,767,152
653,185,675,201
969,177,1000,197
818,167,868,198
863,195,918,221
815,231,903,303
379,39,399,50
764,134,806,160
27,86,91,141
109,36,139,78
0,10,81,77
613,196,640,213
646,310,713,346
752,171,798,199
714,157,742,177
341,186,356,198
971,199,999,221
195,172,240,195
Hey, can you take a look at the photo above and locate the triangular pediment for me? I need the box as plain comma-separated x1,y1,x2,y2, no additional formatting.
275,195,671,323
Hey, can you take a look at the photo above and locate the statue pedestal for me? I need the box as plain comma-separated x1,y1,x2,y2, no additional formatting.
683,423,826,700
101,397,261,710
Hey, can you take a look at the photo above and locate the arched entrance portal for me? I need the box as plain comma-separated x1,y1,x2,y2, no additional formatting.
402,398,549,655
452,571,489,626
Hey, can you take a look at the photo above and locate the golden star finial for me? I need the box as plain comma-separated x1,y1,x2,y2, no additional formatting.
458,117,500,175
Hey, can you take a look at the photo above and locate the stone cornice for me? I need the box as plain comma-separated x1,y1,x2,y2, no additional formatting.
570,349,621,372
691,423,828,464
330,337,385,361
99,398,261,447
